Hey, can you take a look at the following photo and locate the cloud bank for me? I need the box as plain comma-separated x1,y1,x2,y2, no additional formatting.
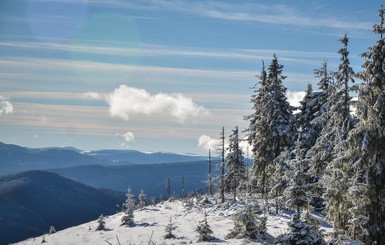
0,96,13,116
106,85,208,123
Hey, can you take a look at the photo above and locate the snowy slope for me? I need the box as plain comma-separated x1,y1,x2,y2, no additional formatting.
15,196,334,245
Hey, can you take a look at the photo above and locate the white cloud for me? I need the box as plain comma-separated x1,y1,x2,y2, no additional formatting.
82,92,105,100
198,135,221,152
122,131,135,143
239,138,253,158
0,96,13,116
286,91,306,107
107,85,209,123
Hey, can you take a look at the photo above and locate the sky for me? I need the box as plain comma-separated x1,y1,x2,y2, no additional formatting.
0,0,381,155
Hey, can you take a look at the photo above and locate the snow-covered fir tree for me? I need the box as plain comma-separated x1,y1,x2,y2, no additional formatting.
277,212,326,245
336,5,385,243
266,55,296,210
121,187,136,226
284,134,310,217
95,214,106,231
195,211,214,242
164,215,177,239
296,83,325,153
226,204,267,240
244,61,270,194
244,55,295,201
224,126,246,201
317,34,357,234
138,189,147,209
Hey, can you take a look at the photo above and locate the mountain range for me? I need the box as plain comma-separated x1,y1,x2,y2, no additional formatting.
0,170,125,245
0,141,211,176
0,141,222,244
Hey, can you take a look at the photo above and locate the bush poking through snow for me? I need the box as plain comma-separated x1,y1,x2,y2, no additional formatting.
196,211,214,242
49,225,56,235
138,189,147,209
164,215,177,239
277,213,326,245
226,204,267,240
95,214,106,231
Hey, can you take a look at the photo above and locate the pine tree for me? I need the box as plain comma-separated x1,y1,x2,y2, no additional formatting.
121,187,136,226
277,213,326,245
164,216,177,239
284,134,310,217
338,5,385,243
226,204,267,240
244,61,270,195
245,55,294,201
138,189,147,209
308,36,356,218
96,214,106,231
224,126,246,201
322,35,356,233
195,211,214,242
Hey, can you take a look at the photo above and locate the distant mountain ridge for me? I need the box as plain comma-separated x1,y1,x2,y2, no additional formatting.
0,142,212,176
0,170,125,245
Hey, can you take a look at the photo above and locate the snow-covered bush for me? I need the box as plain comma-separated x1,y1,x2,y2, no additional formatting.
226,204,266,240
49,225,56,235
121,187,136,226
164,215,177,239
277,214,325,245
95,214,106,231
138,189,147,209
195,211,214,242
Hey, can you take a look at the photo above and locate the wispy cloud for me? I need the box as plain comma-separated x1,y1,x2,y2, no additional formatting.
70,0,371,31
0,96,14,116
82,92,105,100
0,41,336,65
105,85,209,123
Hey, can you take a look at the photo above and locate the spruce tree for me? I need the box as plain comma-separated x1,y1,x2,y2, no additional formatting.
321,35,357,234
138,189,147,209
244,61,270,195
245,55,294,201
96,214,106,231
224,126,246,201
284,134,310,217
339,5,385,243
195,211,214,242
121,187,136,226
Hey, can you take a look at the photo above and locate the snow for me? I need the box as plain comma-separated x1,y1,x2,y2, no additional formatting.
14,195,334,245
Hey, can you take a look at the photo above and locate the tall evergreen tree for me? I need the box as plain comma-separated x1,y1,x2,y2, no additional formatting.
321,34,356,233
338,5,385,243
244,61,269,194
245,55,294,200
224,126,246,201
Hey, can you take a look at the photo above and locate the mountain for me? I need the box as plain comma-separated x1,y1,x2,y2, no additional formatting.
85,149,208,165
0,142,103,175
49,160,220,197
0,142,212,176
0,170,124,245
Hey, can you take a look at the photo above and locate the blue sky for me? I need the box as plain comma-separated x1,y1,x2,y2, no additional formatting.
0,0,381,154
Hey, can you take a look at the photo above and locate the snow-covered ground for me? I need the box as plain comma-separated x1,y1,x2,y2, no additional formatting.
15,196,333,245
